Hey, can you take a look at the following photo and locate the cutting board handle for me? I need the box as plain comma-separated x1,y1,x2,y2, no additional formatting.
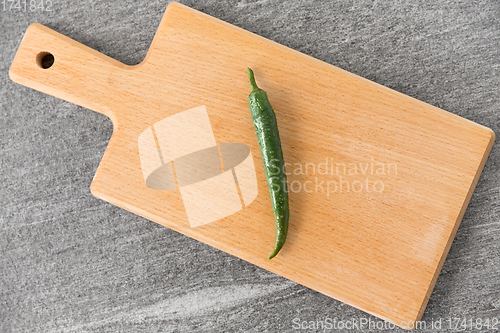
9,23,129,125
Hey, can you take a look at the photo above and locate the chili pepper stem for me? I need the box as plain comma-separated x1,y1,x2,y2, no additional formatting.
248,68,259,91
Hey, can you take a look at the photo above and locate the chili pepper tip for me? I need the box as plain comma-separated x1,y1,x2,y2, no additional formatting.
268,250,279,260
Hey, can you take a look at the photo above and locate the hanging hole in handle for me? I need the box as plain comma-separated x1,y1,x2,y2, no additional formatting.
36,52,54,69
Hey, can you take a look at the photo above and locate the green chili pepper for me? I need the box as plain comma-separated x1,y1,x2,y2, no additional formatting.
247,68,289,259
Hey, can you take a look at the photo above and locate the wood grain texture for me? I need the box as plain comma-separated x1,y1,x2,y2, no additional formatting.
8,2,495,328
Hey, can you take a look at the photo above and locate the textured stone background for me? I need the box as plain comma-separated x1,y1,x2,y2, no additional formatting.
1,1,499,332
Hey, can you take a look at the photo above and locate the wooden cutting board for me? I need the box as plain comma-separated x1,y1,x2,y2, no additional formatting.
9,2,495,328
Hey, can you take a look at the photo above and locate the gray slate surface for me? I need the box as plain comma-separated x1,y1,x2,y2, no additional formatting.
1,1,499,332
